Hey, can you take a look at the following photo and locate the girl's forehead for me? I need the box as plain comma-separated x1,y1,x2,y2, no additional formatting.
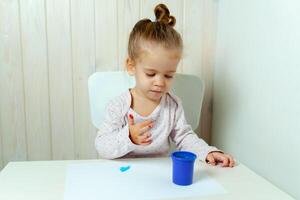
140,53,180,72
141,42,182,57
138,44,181,71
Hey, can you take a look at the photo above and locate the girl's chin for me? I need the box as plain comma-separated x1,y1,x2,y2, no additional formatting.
148,91,164,100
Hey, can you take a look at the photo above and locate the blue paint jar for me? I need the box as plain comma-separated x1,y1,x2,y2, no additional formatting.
171,151,197,186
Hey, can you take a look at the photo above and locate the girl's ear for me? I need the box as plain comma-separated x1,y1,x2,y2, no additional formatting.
126,58,136,76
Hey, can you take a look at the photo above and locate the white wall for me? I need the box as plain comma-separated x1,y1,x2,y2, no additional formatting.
0,0,217,169
212,1,300,199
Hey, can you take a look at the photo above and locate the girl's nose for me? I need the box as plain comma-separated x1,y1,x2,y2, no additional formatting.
154,76,165,87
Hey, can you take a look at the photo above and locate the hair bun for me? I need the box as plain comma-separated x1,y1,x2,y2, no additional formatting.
154,4,176,27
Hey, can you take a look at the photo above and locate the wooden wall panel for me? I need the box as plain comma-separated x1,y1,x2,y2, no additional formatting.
117,0,140,70
46,0,75,159
71,0,97,159
19,0,51,160
0,0,27,169
95,0,118,71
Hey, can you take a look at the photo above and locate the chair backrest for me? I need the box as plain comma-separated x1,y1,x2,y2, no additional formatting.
88,71,204,130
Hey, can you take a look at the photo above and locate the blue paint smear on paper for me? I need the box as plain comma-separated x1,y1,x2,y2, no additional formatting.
120,165,131,172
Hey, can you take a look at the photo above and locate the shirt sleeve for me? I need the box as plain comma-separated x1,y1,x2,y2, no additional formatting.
95,100,137,159
169,98,220,161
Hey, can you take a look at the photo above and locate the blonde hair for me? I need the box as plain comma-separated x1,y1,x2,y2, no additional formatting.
128,4,183,61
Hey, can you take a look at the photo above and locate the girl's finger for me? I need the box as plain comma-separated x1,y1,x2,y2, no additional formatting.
214,152,225,160
228,155,235,167
221,157,229,167
139,132,151,140
206,154,216,166
214,153,232,167
128,114,134,126
138,120,153,129
137,133,151,145
139,124,153,135
213,153,228,167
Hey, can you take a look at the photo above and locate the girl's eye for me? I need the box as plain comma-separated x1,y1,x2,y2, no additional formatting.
146,73,155,77
165,75,173,79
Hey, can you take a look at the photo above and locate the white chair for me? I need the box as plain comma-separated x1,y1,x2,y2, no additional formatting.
88,71,204,131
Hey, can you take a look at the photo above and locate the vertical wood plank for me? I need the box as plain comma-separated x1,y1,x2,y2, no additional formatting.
140,0,158,21
19,0,52,160
117,0,140,70
182,0,203,75
0,0,27,168
71,0,97,159
95,0,118,71
46,0,75,159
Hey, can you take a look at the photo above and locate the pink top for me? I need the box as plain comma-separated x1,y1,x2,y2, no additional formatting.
95,90,219,161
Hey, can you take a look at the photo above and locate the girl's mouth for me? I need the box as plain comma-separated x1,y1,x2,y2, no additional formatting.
150,90,163,93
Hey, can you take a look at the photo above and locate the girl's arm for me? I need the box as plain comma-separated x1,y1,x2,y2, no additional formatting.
169,98,220,161
95,100,137,159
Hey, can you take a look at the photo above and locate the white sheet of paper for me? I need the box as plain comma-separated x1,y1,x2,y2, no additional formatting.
64,160,227,200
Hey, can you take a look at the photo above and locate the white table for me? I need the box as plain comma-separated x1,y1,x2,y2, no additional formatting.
0,158,295,200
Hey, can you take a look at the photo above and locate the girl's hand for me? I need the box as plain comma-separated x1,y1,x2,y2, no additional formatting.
128,114,153,145
206,151,235,168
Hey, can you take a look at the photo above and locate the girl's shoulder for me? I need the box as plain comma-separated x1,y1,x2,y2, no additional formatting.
105,90,131,111
165,91,183,107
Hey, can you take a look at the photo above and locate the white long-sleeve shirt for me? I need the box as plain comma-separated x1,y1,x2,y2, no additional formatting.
95,90,219,161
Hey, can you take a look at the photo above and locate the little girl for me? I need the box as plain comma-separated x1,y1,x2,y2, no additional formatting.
95,4,234,167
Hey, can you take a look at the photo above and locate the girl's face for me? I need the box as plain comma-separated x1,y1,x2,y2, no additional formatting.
126,43,181,102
